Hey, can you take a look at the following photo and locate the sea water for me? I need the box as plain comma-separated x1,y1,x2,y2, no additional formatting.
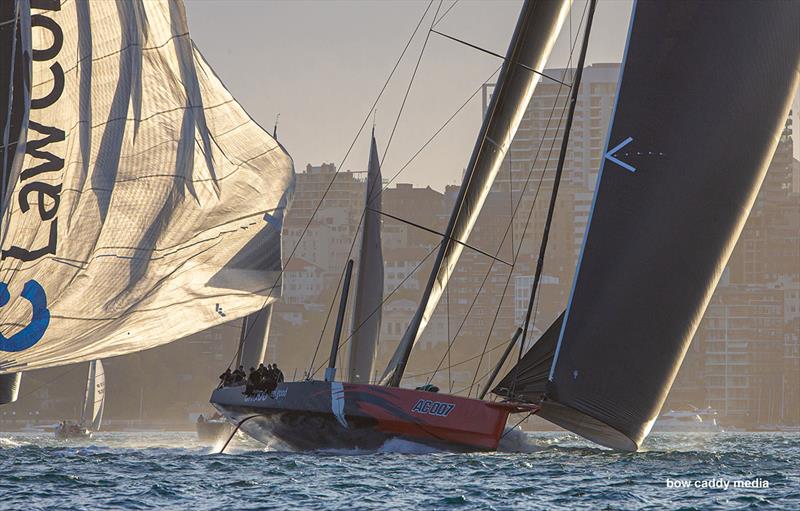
0,431,797,510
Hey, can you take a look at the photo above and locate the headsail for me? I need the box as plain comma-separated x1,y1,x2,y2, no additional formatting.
347,134,383,383
0,0,294,374
541,1,800,450
380,0,570,386
80,359,105,431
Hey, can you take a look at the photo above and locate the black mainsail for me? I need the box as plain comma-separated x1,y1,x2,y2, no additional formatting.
380,0,570,386
499,1,800,450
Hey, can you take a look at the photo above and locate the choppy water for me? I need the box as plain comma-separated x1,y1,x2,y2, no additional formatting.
0,431,797,510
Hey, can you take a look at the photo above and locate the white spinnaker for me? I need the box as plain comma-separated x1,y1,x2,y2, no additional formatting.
80,359,104,430
0,0,294,373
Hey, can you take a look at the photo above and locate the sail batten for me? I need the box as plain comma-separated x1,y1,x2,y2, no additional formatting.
0,0,294,373
380,0,570,386
541,0,800,451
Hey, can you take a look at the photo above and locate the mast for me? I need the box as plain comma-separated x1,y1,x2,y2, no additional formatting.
380,0,570,387
326,259,354,382
517,0,596,360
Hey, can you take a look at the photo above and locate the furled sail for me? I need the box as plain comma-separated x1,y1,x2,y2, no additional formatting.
380,0,570,386
0,0,294,375
80,359,105,431
541,1,800,451
347,134,383,384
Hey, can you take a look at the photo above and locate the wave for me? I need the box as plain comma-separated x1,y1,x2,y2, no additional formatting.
0,437,26,448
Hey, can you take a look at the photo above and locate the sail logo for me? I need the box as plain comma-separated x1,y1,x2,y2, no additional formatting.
411,399,455,417
3,0,64,263
0,279,50,352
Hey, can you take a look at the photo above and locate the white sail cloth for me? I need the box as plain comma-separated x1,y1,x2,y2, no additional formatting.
0,0,294,373
80,359,104,431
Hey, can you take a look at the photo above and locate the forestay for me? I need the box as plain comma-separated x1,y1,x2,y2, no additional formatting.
0,0,294,373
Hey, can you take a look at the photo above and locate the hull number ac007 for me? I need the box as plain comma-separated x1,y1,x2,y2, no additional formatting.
411,399,455,417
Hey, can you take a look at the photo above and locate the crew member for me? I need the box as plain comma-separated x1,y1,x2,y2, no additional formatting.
232,365,246,385
218,368,232,387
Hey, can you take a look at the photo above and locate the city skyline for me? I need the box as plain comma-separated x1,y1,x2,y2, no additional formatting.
186,0,800,192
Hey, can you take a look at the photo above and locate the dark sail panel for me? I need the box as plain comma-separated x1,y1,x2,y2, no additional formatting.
543,1,800,450
493,311,563,401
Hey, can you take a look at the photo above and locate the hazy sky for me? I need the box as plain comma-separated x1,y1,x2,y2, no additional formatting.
185,0,800,191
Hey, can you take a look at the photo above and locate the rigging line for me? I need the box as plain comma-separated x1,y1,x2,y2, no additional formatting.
367,64,502,210
446,281,452,393
2,0,20,232
368,208,512,267
380,0,443,166
499,411,533,440
507,156,515,268
319,61,484,376
16,364,84,402
406,336,510,379
470,0,590,390
234,0,434,365
518,0,598,368
392,0,545,387
426,0,590,389
453,364,495,396
430,29,570,87
433,0,459,27
305,1,437,376
309,241,442,379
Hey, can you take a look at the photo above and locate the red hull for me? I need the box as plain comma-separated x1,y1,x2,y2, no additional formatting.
211,381,537,452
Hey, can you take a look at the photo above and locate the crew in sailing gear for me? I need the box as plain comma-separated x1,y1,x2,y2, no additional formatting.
260,365,277,394
245,367,261,396
274,364,285,383
232,366,246,385
256,363,268,382
219,368,232,387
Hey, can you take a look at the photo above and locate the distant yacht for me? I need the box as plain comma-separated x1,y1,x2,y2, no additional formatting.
55,360,105,440
653,408,722,433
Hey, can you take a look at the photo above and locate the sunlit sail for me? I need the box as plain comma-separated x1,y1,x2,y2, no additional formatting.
0,0,294,390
